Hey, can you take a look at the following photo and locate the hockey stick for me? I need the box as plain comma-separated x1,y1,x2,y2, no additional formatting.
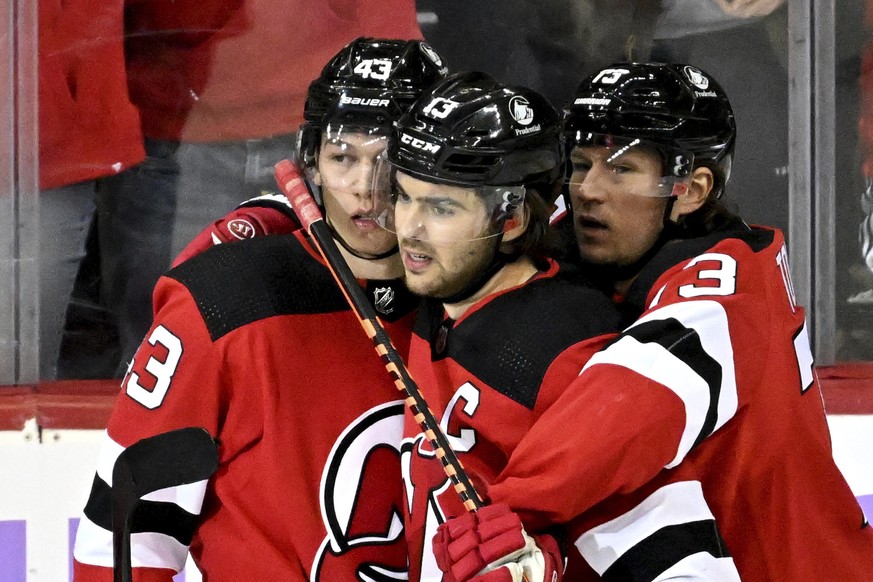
274,159,483,512
112,427,219,582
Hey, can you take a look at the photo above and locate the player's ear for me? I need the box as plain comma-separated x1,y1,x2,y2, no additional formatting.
670,166,713,221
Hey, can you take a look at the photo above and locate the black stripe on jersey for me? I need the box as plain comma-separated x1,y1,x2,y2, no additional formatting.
168,236,349,341
83,474,112,529
602,519,731,582
83,474,200,545
419,269,621,409
623,318,722,450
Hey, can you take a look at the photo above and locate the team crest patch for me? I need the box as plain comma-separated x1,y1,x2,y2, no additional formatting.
227,218,256,240
373,286,395,315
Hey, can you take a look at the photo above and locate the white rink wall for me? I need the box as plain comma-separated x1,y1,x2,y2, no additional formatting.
2,416,873,581
0,423,201,582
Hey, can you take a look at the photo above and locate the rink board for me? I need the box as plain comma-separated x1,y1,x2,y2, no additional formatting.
1,416,872,581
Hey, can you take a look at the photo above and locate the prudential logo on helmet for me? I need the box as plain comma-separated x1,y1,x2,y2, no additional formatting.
509,96,534,126
683,66,709,90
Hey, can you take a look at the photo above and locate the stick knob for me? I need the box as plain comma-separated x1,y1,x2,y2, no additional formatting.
274,160,322,230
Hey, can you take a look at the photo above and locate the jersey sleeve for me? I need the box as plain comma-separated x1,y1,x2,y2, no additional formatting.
73,275,245,581
487,243,774,532
172,194,300,267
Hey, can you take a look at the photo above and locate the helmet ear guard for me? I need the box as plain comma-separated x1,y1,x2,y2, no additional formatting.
296,124,319,169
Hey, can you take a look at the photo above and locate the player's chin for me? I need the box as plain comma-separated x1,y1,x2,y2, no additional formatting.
403,271,437,297
577,242,618,266
357,232,396,253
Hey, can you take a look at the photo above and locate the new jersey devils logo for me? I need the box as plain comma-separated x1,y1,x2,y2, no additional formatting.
401,382,482,581
311,401,408,581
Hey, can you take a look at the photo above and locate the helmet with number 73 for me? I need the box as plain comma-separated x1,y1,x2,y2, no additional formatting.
564,62,736,198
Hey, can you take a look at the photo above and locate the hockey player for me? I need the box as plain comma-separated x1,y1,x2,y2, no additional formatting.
72,38,447,581
433,63,873,581
373,71,623,582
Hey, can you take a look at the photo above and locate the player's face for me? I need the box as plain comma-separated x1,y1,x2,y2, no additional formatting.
568,144,670,268
317,132,397,257
393,172,499,299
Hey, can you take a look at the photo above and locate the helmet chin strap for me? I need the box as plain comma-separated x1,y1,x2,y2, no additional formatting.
324,217,399,261
438,230,517,306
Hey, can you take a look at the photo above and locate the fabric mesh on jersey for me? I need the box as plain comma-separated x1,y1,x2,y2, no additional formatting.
416,268,620,409
167,235,349,341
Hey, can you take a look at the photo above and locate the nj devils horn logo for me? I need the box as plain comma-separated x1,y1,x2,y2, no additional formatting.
311,402,407,581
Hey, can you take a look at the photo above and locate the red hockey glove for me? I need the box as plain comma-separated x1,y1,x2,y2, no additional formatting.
173,193,301,266
433,504,563,582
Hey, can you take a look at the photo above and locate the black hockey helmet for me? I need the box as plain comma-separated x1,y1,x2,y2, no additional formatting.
297,37,448,169
564,63,736,195
386,71,564,191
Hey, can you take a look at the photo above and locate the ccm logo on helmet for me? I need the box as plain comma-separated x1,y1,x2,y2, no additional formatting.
340,96,390,107
400,132,441,154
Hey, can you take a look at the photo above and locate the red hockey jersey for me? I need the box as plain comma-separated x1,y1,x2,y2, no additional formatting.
400,260,622,582
73,231,419,581
489,224,873,581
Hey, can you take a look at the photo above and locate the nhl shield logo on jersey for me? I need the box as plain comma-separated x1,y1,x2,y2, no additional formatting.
374,286,395,314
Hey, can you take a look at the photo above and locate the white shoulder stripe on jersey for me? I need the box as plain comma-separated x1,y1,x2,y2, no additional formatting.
794,319,815,393
239,192,294,209
575,481,731,577
73,516,189,572
96,429,125,485
129,531,190,571
73,516,114,566
97,431,211,515
653,553,741,582
583,300,738,467
583,334,711,466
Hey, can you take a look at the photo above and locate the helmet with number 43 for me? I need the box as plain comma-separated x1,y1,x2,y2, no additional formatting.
297,37,449,200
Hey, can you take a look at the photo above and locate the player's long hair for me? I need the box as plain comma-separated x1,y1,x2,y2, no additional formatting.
502,182,567,269
673,162,742,237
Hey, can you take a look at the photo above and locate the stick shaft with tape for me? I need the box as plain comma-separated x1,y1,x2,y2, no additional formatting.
275,160,483,512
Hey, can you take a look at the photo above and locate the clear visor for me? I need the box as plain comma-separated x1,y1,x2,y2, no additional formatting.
566,134,693,198
371,157,526,247
308,124,392,204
